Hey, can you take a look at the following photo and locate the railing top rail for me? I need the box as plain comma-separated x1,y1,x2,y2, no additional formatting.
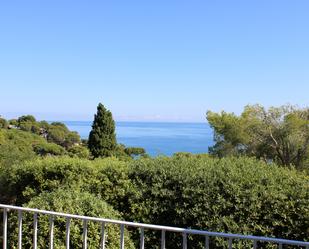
1,203,308,246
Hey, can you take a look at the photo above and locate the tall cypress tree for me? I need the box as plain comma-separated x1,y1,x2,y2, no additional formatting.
88,103,117,158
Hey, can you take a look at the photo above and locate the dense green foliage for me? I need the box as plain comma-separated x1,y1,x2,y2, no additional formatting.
0,157,133,207
127,156,309,248
88,103,117,158
67,144,90,158
0,116,90,167
8,115,82,149
33,142,66,156
47,122,81,148
207,105,309,169
0,129,65,168
0,117,9,128
1,156,308,248
8,189,134,249
1,105,309,248
114,144,148,160
124,147,146,157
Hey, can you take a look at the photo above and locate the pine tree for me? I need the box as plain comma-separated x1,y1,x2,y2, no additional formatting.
88,103,117,158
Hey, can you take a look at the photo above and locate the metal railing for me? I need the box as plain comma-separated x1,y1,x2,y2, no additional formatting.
1,203,309,249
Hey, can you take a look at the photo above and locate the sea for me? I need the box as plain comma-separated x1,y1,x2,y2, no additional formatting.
63,121,214,156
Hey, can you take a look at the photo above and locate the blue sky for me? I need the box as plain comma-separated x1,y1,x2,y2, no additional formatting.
0,1,308,122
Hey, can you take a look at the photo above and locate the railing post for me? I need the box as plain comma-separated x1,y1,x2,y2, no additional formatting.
3,208,7,249
161,230,166,249
33,213,38,249
228,238,232,249
49,215,54,249
182,233,187,249
279,243,283,249
18,210,23,249
253,240,257,249
83,220,88,249
140,227,145,249
101,222,106,249
120,224,125,249
66,218,71,249
205,235,209,249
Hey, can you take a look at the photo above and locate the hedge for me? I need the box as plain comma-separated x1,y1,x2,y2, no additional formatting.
7,189,135,249
1,156,309,248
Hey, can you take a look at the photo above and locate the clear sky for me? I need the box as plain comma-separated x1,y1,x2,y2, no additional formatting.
0,1,308,122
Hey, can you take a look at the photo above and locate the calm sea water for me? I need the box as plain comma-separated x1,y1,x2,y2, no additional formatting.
63,121,214,156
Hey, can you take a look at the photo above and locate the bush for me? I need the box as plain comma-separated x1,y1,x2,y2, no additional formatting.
0,129,67,168
0,118,8,128
2,156,309,248
127,156,309,248
67,145,90,158
0,129,39,168
33,142,65,156
124,147,146,157
7,189,135,249
0,157,136,210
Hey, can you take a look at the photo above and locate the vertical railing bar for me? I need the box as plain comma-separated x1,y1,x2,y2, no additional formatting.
279,243,283,249
33,213,38,249
18,210,23,249
228,238,232,249
66,218,71,249
253,240,257,249
49,215,54,249
182,232,187,249
3,208,8,249
140,227,145,249
83,220,88,249
120,224,125,249
101,222,106,249
161,230,166,249
205,235,209,249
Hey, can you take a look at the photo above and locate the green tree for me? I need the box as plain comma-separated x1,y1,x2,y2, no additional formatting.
64,131,80,148
9,119,18,126
17,115,36,124
17,115,38,132
88,103,117,158
207,104,309,169
124,147,146,157
46,122,81,148
33,142,65,156
0,117,8,129
0,129,41,168
47,125,66,145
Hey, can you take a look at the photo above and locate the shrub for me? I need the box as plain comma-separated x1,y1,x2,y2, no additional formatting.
0,129,39,168
127,156,309,248
0,157,136,210
7,189,135,249
67,145,90,159
2,156,309,248
33,142,65,156
0,129,67,168
0,118,9,128
124,147,146,157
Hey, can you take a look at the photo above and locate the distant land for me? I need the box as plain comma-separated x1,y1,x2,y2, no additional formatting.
62,121,213,156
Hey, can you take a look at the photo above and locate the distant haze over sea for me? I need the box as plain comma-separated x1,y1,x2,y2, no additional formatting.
62,121,214,156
